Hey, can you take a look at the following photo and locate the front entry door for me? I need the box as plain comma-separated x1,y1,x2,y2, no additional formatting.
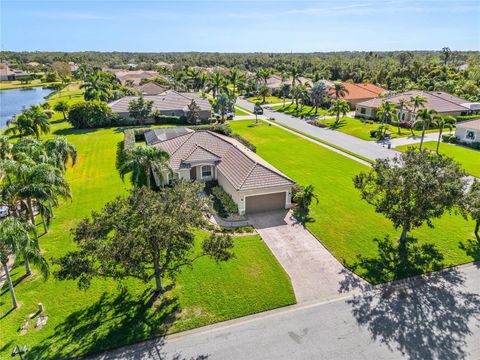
190,167,197,180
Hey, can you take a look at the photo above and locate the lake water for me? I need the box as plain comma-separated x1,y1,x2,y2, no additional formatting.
0,87,54,129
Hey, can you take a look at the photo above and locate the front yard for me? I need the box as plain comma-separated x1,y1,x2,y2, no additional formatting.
272,103,330,118
312,117,443,141
396,141,480,177
0,97,294,358
245,95,286,104
229,120,478,283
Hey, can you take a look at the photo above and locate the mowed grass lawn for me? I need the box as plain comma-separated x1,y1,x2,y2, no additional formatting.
272,103,330,117
396,141,480,177
229,120,478,282
0,79,61,90
314,117,445,141
235,106,251,116
0,103,294,358
245,95,286,104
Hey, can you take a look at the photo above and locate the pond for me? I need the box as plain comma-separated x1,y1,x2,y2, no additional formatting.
0,87,54,129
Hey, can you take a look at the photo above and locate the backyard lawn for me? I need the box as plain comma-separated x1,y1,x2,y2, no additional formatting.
229,120,478,283
0,95,295,359
312,117,444,141
272,103,330,117
396,141,480,177
245,95,286,104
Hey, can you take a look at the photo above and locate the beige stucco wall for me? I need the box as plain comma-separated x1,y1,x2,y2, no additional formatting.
455,127,479,143
217,171,292,215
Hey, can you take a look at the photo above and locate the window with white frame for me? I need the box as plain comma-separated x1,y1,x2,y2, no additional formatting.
201,165,212,178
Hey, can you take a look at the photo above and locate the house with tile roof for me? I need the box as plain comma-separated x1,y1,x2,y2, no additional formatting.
145,128,295,215
108,90,212,121
455,118,480,144
355,90,480,121
0,64,29,81
329,82,388,107
265,74,328,92
136,82,169,95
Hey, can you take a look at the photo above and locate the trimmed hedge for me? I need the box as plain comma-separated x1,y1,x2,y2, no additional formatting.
205,181,238,217
442,134,480,150
456,115,480,122
151,112,187,125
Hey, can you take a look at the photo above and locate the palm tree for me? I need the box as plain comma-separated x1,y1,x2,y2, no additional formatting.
255,68,271,86
80,71,110,101
310,82,327,115
258,85,271,104
289,65,301,87
332,81,348,99
296,83,310,110
280,83,290,107
254,102,263,124
414,108,438,151
376,101,397,125
53,100,70,121
409,94,427,121
329,99,350,126
435,115,456,154
5,105,50,140
206,72,227,99
294,184,319,212
1,218,49,308
228,68,244,95
395,98,411,134
119,147,170,189
44,137,77,172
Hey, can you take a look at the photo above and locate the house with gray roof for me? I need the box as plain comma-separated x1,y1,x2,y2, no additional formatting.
145,128,295,215
0,65,29,81
355,90,480,121
108,90,211,121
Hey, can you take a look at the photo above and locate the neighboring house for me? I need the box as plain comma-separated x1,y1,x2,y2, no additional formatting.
108,90,211,120
136,82,168,95
68,61,79,72
0,65,29,81
265,74,316,91
455,119,480,143
145,128,295,215
356,90,480,120
156,61,174,70
113,70,162,86
330,82,387,107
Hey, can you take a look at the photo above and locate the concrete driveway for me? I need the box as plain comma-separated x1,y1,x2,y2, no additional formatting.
249,210,366,303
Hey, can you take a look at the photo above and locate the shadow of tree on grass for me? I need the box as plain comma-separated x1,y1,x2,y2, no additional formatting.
28,288,183,359
339,236,480,360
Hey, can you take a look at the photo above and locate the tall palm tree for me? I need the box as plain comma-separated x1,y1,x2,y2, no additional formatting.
310,82,327,115
296,83,310,110
376,101,397,125
206,72,227,99
80,71,110,101
228,68,245,95
0,218,50,309
44,137,77,172
53,100,70,121
255,68,271,86
119,147,170,189
280,83,290,106
5,105,50,140
395,98,411,134
332,81,349,99
414,108,438,151
329,99,350,126
258,85,271,104
289,65,301,88
435,115,456,154
409,94,427,121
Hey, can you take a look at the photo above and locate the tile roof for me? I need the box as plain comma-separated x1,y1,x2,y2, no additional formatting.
108,90,211,113
266,75,316,89
137,82,168,94
145,128,194,145
357,90,471,113
456,119,480,130
148,129,294,191
330,82,387,100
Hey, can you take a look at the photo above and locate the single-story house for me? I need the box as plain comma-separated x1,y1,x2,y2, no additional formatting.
108,90,211,120
0,65,29,81
111,70,162,86
145,128,295,215
355,90,480,121
136,82,169,95
455,119,480,143
265,74,316,92
330,82,387,107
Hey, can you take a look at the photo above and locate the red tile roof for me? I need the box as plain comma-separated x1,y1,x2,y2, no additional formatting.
330,82,387,100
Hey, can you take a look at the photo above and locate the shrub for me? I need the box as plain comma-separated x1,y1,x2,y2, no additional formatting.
370,129,380,138
442,134,457,144
209,185,239,217
68,100,113,129
308,120,327,128
151,111,187,125
456,115,480,122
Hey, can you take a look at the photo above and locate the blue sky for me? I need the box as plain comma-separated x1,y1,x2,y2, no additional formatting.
1,0,479,52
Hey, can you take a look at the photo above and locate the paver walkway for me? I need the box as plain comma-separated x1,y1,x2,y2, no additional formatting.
248,210,366,303
237,97,399,161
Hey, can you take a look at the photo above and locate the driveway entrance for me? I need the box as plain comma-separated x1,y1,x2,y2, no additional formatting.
249,210,366,303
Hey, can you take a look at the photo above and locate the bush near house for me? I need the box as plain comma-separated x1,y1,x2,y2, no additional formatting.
443,134,480,150
68,100,117,128
205,181,239,217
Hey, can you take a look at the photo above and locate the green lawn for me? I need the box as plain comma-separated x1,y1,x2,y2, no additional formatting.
0,95,295,358
0,79,61,90
235,106,251,116
272,103,330,118
313,117,448,141
229,120,478,283
396,142,480,177
245,95,286,104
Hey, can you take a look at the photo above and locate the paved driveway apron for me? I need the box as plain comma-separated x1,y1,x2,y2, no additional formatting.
249,210,366,303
